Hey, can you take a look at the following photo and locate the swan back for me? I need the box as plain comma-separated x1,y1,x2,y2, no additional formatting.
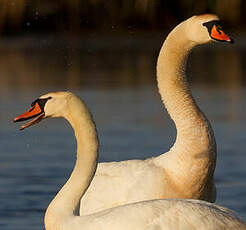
71,199,246,230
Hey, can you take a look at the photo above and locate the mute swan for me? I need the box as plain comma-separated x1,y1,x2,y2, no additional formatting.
68,14,233,214
15,14,233,216
14,91,246,230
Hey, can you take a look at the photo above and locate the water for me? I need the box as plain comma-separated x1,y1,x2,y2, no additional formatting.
0,35,246,229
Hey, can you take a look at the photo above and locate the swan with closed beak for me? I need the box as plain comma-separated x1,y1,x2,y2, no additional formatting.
73,14,233,214
14,91,245,230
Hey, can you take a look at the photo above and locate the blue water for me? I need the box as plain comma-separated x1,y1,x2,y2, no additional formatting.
0,37,246,229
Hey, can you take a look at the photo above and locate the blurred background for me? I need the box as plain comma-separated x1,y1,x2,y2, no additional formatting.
0,0,244,34
1,0,246,229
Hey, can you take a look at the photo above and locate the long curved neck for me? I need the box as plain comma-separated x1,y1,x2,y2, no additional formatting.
157,24,216,159
45,98,99,229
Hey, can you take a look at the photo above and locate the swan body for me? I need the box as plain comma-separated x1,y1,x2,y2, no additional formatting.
14,91,245,230
78,14,234,214
67,199,246,230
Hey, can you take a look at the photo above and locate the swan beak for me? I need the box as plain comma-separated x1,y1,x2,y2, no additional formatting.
14,102,45,130
210,25,234,43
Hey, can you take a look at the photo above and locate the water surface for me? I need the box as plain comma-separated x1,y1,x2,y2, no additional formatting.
0,36,246,229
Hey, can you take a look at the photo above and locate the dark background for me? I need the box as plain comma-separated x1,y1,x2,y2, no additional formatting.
0,0,243,35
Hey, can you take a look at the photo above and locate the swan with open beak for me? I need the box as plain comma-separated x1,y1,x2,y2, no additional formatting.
14,97,51,130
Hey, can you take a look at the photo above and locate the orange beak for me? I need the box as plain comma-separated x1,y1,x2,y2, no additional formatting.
14,102,44,130
210,25,233,43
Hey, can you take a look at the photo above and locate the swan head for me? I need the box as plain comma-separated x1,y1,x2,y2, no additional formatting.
14,91,74,130
183,14,233,44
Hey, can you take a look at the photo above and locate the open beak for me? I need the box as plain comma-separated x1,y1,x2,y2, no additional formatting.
210,25,234,43
14,102,45,130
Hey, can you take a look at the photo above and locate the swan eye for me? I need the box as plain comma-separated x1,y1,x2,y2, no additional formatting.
31,97,52,109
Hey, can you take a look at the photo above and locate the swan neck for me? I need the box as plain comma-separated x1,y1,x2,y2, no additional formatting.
157,25,216,157
45,98,98,229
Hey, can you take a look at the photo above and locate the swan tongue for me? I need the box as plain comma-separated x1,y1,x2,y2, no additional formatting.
14,102,45,130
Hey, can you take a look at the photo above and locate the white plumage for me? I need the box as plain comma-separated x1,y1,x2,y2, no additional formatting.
80,14,233,214
14,14,242,230
73,199,245,230
15,91,246,230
